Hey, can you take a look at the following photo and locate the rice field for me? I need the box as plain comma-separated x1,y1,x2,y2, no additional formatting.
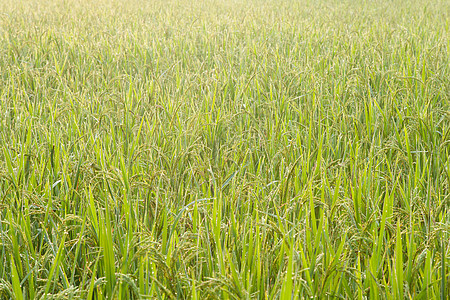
0,0,449,298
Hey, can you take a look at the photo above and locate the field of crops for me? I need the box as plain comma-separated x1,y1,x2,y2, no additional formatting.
0,0,449,298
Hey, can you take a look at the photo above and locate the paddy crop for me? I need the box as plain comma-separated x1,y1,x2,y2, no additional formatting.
0,0,449,298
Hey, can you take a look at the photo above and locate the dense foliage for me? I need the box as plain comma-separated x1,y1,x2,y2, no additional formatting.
0,0,449,298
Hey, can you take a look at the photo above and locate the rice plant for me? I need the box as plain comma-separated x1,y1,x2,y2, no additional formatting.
0,0,449,298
